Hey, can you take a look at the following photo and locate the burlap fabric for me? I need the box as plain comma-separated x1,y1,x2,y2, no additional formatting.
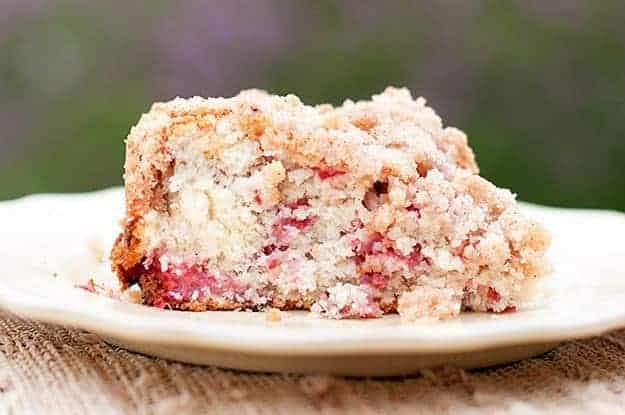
1,312,624,414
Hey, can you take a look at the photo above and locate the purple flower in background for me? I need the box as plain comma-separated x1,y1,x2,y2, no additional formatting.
0,0,48,40
516,0,586,24
154,1,298,99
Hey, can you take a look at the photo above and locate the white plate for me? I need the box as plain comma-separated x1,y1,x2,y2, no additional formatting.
1,188,624,376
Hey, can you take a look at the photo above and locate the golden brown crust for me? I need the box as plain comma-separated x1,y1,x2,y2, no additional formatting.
110,218,146,288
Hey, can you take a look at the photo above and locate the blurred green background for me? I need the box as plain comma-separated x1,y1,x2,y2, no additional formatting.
1,1,624,211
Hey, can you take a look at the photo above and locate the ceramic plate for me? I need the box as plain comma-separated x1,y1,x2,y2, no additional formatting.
1,188,624,376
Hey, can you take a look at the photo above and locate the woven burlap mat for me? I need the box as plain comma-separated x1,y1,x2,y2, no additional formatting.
1,312,624,414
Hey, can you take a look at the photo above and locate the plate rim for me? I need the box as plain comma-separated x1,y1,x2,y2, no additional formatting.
2,281,625,356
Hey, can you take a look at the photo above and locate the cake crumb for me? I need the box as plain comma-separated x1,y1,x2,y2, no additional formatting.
265,308,283,322
398,286,461,323
110,87,550,319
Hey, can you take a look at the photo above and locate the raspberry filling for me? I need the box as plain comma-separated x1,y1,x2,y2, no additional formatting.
253,191,262,205
315,166,346,180
351,232,427,270
487,287,501,302
406,204,422,218
271,198,318,242
274,216,316,232
262,245,289,270
359,272,389,290
285,197,310,210
144,258,246,308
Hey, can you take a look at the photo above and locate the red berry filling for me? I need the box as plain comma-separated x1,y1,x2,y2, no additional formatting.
406,204,422,218
262,245,288,270
275,216,317,231
349,231,429,304
271,198,318,241
373,180,388,195
351,232,426,270
388,245,426,269
253,191,263,205
359,272,389,290
487,287,501,302
266,257,281,269
315,166,346,180
351,232,384,265
285,197,310,210
145,257,246,308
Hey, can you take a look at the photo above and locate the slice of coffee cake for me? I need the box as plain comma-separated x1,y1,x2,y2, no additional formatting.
111,87,550,320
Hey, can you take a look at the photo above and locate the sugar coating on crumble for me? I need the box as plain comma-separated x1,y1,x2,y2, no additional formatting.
111,87,550,320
